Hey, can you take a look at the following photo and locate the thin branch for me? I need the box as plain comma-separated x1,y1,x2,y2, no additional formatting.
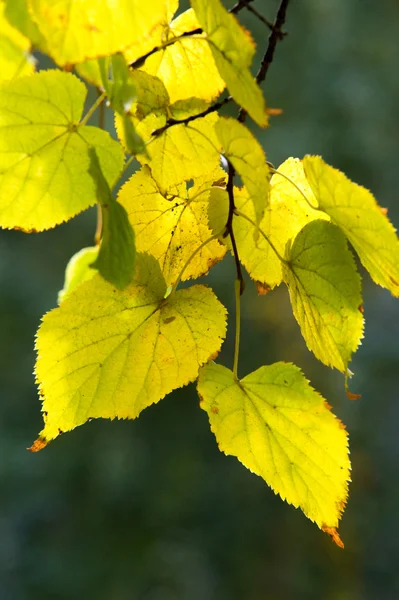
246,5,275,31
238,0,290,122
152,95,232,137
230,0,254,14
80,92,106,126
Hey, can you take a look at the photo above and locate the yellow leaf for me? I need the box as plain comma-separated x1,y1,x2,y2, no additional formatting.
283,220,364,372
118,165,227,286
216,117,269,225
303,155,399,296
191,0,266,126
140,9,225,104
208,158,328,289
141,112,221,191
0,70,124,231
0,2,35,81
28,0,169,66
34,254,227,447
198,361,350,547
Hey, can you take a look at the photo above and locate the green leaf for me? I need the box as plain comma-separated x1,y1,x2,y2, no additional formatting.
32,254,227,448
0,70,124,231
283,220,364,372
216,117,269,225
0,2,35,81
88,148,136,289
118,165,226,286
198,361,350,548
137,8,225,104
28,0,169,66
58,246,99,304
191,0,267,126
303,155,399,296
140,113,221,191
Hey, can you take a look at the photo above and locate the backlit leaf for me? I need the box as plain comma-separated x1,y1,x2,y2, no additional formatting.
34,254,227,447
216,117,269,225
141,112,221,191
140,8,225,104
0,70,124,231
283,220,364,372
28,0,168,66
58,246,98,304
208,158,328,289
303,155,399,296
191,0,267,126
198,361,350,547
0,2,35,81
118,165,226,286
4,0,43,47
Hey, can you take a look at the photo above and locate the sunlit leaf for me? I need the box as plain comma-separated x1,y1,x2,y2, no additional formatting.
141,112,221,191
303,155,399,296
4,0,44,47
283,220,364,372
0,70,124,231
139,8,225,104
28,0,169,66
33,254,227,447
198,361,350,548
118,165,226,286
191,0,267,126
208,158,328,289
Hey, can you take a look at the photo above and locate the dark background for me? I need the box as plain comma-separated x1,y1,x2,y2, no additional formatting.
1,1,399,598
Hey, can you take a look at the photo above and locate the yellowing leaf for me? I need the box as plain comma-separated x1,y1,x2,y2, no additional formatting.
303,155,399,296
283,220,364,373
216,117,269,225
0,70,124,231
140,9,225,104
208,158,328,289
141,112,221,191
34,254,227,446
0,2,35,81
191,0,266,126
28,0,168,66
169,97,209,121
118,165,226,286
198,361,350,547
58,246,98,304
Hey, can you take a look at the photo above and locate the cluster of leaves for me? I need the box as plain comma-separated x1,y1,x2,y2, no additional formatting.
1,0,399,548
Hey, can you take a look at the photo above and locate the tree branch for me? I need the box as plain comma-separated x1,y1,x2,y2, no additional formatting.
224,160,245,295
238,0,290,122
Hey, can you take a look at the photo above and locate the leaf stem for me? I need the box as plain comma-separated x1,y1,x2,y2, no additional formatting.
225,161,245,294
233,279,241,379
80,92,106,126
235,209,287,264
270,167,319,210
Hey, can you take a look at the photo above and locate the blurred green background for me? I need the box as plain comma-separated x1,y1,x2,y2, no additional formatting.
1,0,399,598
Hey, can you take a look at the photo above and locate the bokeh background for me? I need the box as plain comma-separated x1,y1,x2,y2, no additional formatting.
1,0,399,598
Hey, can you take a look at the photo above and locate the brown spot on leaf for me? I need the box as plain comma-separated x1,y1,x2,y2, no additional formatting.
28,437,47,453
390,275,399,286
211,406,219,414
379,206,388,216
163,316,176,325
212,177,226,188
85,23,99,32
321,525,344,549
358,304,364,313
255,281,271,296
